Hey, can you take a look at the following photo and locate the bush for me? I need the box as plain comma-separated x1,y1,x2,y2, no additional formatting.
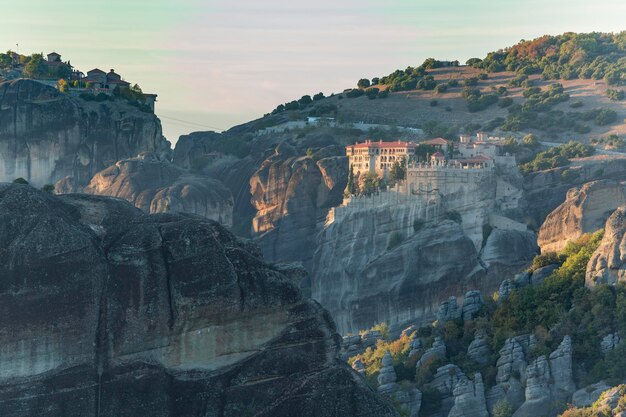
594,109,618,126
377,90,390,99
448,79,459,87
499,97,514,108
435,83,448,94
607,89,625,101
493,399,513,417
41,184,55,194
346,88,364,98
357,78,370,89
570,100,584,108
13,177,29,185
463,77,479,86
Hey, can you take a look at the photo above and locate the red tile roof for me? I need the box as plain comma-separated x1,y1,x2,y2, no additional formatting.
347,140,419,149
422,138,451,146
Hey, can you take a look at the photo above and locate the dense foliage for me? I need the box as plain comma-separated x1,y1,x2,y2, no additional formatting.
468,32,626,85
349,230,626,416
519,141,595,173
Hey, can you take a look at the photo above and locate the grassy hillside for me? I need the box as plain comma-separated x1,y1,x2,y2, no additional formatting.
257,32,626,143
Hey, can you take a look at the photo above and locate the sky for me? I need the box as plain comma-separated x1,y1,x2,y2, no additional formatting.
2,0,625,143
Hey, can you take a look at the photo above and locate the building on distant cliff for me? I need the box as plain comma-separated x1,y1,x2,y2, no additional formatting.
345,140,419,178
83,68,130,90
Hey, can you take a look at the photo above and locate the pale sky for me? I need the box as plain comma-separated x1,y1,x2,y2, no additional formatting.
2,0,625,143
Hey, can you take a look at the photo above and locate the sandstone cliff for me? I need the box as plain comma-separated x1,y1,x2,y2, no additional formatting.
0,183,397,417
0,79,169,187
538,180,625,253
586,206,626,287
524,155,626,228
250,143,347,267
82,152,233,227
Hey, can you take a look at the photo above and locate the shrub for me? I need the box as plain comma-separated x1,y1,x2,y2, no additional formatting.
570,100,584,108
594,109,618,126
41,184,55,194
499,97,514,108
493,399,513,417
607,89,625,101
377,90,390,99
357,78,370,89
463,77,479,87
448,79,459,87
435,83,448,94
13,177,29,185
346,88,364,98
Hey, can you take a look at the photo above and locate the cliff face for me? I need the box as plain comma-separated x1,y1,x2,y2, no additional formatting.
82,152,233,227
524,156,626,228
250,144,347,267
0,79,169,187
538,180,625,253
312,165,537,334
586,206,626,287
0,183,398,417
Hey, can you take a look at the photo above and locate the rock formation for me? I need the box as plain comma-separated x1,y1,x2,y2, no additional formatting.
524,155,626,228
378,351,398,395
448,373,489,417
467,330,491,365
601,333,621,354
82,152,234,226
250,144,347,267
0,183,398,417
586,206,626,287
0,79,169,187
571,381,612,407
538,180,626,253
416,337,447,371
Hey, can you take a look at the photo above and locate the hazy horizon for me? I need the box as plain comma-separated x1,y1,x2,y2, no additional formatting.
3,0,625,143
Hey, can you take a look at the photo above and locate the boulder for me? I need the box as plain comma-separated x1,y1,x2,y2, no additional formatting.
393,387,422,417
530,264,559,286
416,337,447,371
587,206,626,287
601,333,621,354
83,152,234,227
462,290,483,321
572,381,612,408
0,184,398,417
467,330,491,365
377,351,398,395
437,296,462,323
448,373,489,417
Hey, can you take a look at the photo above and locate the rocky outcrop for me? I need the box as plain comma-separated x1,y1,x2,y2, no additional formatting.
538,180,625,253
462,290,484,321
416,337,447,371
601,333,621,354
0,183,398,417
571,381,612,407
486,335,575,417
250,144,347,267
467,330,491,365
524,155,626,228
479,229,539,274
0,79,169,187
378,351,398,395
448,373,489,417
586,206,626,287
82,152,233,226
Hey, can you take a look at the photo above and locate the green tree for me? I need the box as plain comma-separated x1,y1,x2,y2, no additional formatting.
493,399,513,417
347,166,356,195
357,78,371,89
361,171,381,196
41,184,55,194
57,78,68,93
389,159,407,182
522,134,539,148
23,53,48,78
